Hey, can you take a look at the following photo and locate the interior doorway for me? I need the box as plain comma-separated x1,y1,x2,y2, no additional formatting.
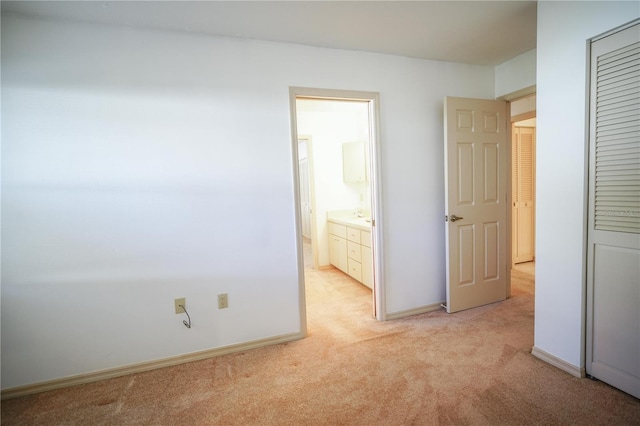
289,87,384,324
510,95,536,270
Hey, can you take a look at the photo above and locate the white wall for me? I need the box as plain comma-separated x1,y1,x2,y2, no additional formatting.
296,99,370,267
495,49,536,99
535,1,639,368
1,14,494,389
511,95,536,117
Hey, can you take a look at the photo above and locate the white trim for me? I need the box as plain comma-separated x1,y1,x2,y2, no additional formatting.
289,87,386,321
511,111,536,123
1,332,304,400
289,89,309,338
496,85,536,102
297,135,319,269
591,18,640,42
532,346,586,378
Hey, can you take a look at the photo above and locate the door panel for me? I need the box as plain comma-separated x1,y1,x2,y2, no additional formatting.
458,143,475,205
587,22,640,399
484,144,499,203
458,224,475,285
484,222,499,280
592,244,640,391
444,97,508,313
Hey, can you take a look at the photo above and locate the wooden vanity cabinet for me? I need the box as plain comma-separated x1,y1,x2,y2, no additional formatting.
328,223,348,274
329,221,373,289
360,230,373,289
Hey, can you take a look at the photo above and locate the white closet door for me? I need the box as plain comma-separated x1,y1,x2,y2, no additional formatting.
512,126,535,264
586,21,640,399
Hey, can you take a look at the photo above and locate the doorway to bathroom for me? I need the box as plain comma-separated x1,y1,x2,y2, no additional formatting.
289,87,384,323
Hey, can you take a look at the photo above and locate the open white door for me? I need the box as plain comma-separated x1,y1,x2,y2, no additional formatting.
444,97,508,313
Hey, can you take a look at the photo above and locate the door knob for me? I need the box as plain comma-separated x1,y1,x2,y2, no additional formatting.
450,214,464,222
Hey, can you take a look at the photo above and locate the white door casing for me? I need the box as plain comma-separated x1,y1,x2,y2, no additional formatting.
290,87,384,321
444,97,508,313
586,21,640,399
298,139,312,240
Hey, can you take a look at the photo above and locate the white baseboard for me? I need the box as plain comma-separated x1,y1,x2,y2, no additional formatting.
385,302,445,320
531,346,585,378
1,332,304,400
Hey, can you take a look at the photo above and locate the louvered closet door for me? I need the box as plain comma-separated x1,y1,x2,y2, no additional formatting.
512,127,535,264
586,22,640,399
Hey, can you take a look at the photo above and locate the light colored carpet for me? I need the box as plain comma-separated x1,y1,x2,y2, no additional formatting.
2,260,639,425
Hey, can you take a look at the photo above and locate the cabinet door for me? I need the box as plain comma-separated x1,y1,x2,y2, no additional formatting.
329,222,347,238
329,235,348,273
360,230,371,248
361,245,373,289
348,258,362,282
342,142,366,183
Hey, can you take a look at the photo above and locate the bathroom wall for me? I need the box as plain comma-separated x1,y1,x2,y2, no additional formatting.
296,99,370,267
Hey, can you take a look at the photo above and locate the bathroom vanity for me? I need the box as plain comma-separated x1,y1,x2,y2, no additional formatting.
327,213,373,289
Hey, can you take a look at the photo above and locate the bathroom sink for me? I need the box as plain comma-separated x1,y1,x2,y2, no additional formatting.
327,212,372,228
339,216,372,227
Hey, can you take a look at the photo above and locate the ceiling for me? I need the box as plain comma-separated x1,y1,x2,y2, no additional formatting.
1,1,537,66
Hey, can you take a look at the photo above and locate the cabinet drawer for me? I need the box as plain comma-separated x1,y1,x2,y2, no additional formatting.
328,222,347,238
347,227,361,243
347,241,361,261
348,258,362,282
360,230,371,248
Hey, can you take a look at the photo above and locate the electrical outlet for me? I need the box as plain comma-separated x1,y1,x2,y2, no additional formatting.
175,298,185,314
218,293,228,309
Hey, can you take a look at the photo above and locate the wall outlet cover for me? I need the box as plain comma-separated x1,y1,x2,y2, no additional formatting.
218,293,228,309
175,298,185,314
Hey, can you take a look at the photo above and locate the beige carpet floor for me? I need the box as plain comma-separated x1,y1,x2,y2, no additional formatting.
2,258,640,425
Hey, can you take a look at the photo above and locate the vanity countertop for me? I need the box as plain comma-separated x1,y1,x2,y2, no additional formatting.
327,216,372,231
